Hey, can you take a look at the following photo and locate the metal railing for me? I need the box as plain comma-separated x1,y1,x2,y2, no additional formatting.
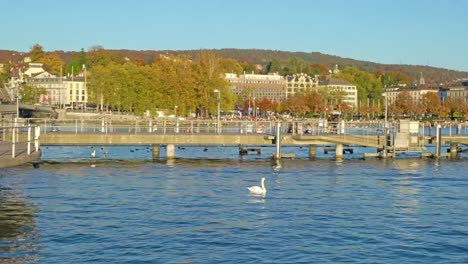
0,119,40,158
11,117,468,137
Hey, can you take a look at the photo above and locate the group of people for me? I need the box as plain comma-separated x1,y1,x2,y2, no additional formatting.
287,123,314,134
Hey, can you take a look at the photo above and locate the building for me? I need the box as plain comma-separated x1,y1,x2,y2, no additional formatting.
385,84,439,106
64,77,88,109
21,63,87,108
318,77,358,107
225,72,286,102
285,73,318,98
23,63,65,106
439,79,468,104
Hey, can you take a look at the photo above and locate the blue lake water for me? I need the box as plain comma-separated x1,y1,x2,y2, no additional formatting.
1,146,468,263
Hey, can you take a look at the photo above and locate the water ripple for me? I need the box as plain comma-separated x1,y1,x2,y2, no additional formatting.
1,157,468,263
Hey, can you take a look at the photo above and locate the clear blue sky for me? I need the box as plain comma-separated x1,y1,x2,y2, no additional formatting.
3,0,468,71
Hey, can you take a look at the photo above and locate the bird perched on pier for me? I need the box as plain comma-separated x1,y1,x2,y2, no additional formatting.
248,177,266,195
91,149,96,158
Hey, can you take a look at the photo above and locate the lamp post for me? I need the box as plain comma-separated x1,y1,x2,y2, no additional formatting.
255,107,259,133
213,89,221,134
83,64,87,112
13,82,20,118
174,105,178,133
382,93,388,158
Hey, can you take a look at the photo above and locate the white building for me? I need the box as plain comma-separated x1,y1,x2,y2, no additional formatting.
225,72,286,102
21,63,87,108
64,77,87,108
318,78,358,107
285,73,319,97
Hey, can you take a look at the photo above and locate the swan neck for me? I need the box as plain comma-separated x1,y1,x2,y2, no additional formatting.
261,178,266,190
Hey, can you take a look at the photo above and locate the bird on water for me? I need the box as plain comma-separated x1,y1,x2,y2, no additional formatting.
248,177,266,195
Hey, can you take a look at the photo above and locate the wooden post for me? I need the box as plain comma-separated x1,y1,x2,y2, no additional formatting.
309,144,316,159
275,122,281,159
435,125,441,158
450,142,459,159
152,144,160,159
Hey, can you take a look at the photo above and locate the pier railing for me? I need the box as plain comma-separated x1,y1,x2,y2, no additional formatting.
0,119,41,159
11,117,468,138
24,117,389,136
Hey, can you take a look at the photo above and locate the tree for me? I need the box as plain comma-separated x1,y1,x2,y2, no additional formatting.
270,59,282,74
29,44,45,62
444,97,468,120
309,63,329,76
192,51,234,116
19,84,47,104
421,92,443,116
304,91,326,115
66,48,88,77
392,91,423,118
378,71,412,87
28,44,65,76
336,66,384,102
38,52,65,76
283,94,310,116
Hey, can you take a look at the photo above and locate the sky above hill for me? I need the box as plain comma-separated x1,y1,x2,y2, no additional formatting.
3,0,468,71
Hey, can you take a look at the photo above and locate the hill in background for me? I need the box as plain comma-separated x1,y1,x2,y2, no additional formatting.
1,48,467,85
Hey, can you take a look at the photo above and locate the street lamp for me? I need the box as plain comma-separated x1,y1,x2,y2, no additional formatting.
382,93,388,158
83,64,87,112
174,105,178,133
11,82,21,119
213,89,221,134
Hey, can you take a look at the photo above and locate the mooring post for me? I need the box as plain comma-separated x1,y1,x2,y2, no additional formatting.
450,142,459,159
435,124,441,158
166,144,175,159
152,144,160,159
309,144,316,159
336,144,343,160
275,122,281,159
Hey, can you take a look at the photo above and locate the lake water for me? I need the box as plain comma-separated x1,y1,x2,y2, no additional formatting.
1,146,468,263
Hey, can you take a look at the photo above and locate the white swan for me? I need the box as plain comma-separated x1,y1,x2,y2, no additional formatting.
91,149,96,158
248,177,266,195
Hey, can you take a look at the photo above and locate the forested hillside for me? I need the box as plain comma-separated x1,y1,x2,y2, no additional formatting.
1,48,467,85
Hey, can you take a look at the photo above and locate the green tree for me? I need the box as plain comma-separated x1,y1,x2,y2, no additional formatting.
19,84,47,104
192,51,234,116
336,66,384,102
66,48,88,77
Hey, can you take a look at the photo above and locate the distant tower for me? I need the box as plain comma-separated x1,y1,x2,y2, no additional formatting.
332,64,340,74
419,72,425,86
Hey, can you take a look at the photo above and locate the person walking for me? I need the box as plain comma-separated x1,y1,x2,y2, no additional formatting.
51,107,59,131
